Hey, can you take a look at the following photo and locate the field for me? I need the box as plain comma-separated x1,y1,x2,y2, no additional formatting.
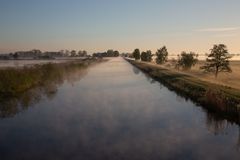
153,60,240,90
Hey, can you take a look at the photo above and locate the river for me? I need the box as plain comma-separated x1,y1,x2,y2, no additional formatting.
0,57,239,160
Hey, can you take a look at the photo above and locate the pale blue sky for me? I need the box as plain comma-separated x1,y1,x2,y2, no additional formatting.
0,0,240,54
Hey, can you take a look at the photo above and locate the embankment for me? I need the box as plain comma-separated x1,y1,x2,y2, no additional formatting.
126,59,240,121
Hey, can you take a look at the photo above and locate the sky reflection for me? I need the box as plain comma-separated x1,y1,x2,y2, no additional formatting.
0,58,239,160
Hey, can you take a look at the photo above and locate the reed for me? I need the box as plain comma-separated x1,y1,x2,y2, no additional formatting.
0,59,102,98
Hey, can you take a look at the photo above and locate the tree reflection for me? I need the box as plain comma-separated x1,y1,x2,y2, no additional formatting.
0,61,90,119
237,127,240,151
144,74,156,84
206,112,229,135
205,111,240,151
132,66,140,75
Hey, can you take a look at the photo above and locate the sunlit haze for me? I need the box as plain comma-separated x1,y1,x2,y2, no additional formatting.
0,0,240,54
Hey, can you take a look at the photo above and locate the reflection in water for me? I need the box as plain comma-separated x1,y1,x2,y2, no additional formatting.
133,64,157,85
132,66,140,75
132,60,240,156
144,74,156,84
0,62,89,118
206,112,230,135
0,58,240,160
0,88,42,118
237,128,240,150
141,67,240,125
205,111,240,150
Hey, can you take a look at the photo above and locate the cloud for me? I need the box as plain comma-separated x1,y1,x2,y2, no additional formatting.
195,27,240,32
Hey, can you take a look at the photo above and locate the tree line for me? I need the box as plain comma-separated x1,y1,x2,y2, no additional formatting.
131,44,232,78
92,49,120,58
0,49,89,60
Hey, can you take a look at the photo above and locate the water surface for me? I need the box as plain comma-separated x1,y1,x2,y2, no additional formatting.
0,58,239,160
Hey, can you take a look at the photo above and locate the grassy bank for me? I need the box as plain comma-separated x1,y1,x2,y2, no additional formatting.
126,59,240,120
0,58,104,98
159,60,240,90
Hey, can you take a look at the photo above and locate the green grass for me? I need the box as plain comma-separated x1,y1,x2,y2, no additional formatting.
127,59,240,120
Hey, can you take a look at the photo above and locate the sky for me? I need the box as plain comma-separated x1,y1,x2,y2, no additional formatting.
0,0,240,55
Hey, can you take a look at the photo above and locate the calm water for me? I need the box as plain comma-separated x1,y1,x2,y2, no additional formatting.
0,58,239,160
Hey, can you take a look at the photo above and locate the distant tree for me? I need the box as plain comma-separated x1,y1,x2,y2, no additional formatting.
59,50,65,57
103,52,107,57
77,50,88,57
13,52,19,59
78,50,83,57
65,50,70,57
141,50,153,62
200,44,232,78
156,46,168,64
113,50,120,57
82,50,88,57
31,49,42,58
32,49,42,55
92,50,118,58
176,51,198,70
70,50,77,57
92,53,98,57
106,50,114,57
132,49,141,60
9,53,13,57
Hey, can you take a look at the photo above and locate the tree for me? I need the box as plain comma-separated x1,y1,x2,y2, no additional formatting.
59,50,65,57
65,50,70,57
78,50,83,57
102,52,107,57
141,50,153,62
107,49,114,57
176,51,198,70
113,50,120,57
92,50,118,57
70,50,77,57
29,49,42,58
156,46,168,64
132,49,141,60
78,50,87,57
13,52,19,59
82,50,88,57
200,44,232,78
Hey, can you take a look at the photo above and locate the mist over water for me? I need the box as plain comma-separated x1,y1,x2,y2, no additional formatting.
0,58,239,160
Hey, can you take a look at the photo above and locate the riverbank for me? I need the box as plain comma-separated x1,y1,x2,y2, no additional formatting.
0,58,105,99
157,60,240,90
126,59,240,117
